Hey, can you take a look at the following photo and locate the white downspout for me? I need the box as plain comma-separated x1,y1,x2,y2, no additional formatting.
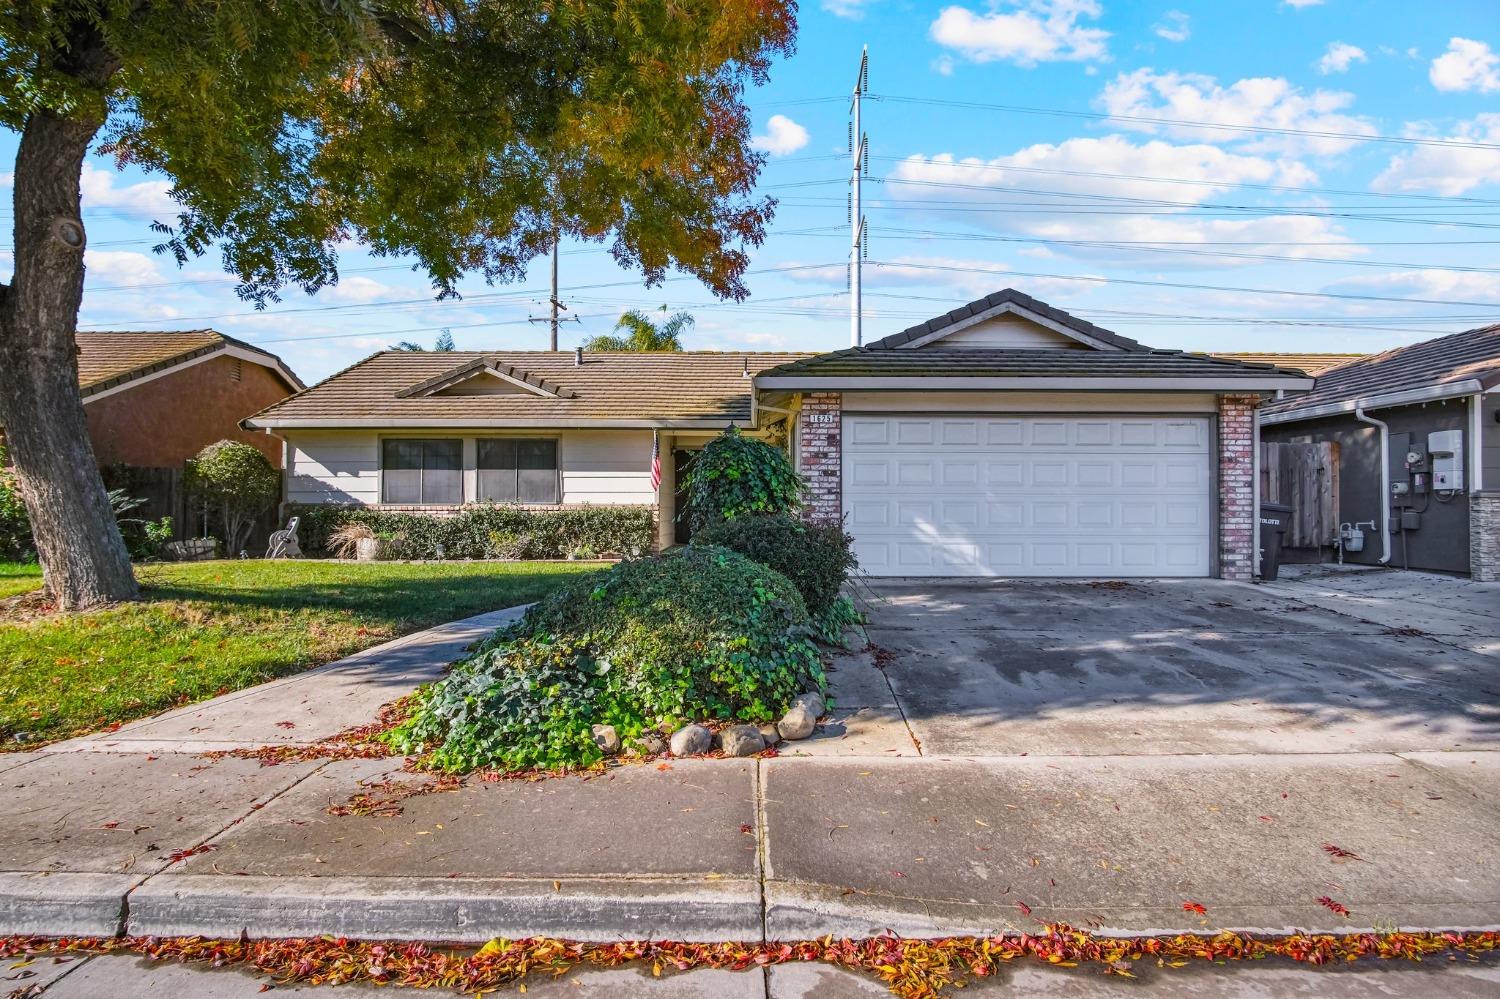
1354,407,1392,565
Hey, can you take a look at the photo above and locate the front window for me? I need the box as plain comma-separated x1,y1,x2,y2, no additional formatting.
381,438,461,504
478,438,560,504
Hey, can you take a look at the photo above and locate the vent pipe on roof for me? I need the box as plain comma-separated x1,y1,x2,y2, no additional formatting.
574,346,583,366
742,357,750,378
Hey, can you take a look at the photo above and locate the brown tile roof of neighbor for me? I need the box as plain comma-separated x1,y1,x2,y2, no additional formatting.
1210,352,1366,375
244,351,813,429
1261,324,1500,421
76,330,304,397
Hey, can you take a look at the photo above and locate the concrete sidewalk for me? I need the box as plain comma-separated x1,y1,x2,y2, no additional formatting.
5,750,1498,943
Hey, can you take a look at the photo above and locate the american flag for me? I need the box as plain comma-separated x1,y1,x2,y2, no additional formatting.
650,430,662,491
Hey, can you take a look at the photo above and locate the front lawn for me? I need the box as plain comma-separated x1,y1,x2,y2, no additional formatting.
0,559,605,748
0,562,43,599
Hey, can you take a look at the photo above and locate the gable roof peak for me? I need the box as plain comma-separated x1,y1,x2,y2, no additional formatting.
862,288,1149,352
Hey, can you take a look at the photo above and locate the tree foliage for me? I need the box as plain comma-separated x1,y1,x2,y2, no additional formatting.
186,440,280,555
582,308,693,352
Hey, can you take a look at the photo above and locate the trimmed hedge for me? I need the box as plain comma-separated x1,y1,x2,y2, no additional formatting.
388,545,826,772
681,426,801,534
693,514,855,619
292,503,654,561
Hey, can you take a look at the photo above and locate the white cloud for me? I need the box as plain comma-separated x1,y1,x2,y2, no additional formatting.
1429,37,1500,93
1153,11,1191,43
79,162,179,218
750,115,810,157
881,137,1363,267
822,0,874,18
1282,0,1323,7
83,250,163,288
322,275,400,304
929,1,1110,67
1317,42,1367,75
1325,269,1500,304
932,54,956,76
1097,68,1376,155
1371,113,1500,196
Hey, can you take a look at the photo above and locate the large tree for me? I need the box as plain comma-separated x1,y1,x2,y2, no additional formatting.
0,1,793,609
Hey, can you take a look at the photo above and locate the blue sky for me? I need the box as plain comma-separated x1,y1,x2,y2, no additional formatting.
3,0,1499,382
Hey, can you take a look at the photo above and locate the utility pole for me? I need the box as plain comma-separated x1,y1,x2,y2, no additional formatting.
849,46,868,348
529,228,575,348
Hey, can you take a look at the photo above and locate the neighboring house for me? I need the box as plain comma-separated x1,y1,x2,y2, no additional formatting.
249,289,1312,579
1210,353,1365,376
72,330,304,468
1260,324,1500,580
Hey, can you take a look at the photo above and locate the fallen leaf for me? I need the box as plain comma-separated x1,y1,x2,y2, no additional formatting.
1183,901,1207,915
1016,900,1032,917
1322,843,1366,863
1319,896,1351,917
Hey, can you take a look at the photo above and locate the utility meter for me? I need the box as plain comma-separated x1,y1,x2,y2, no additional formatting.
1428,430,1465,491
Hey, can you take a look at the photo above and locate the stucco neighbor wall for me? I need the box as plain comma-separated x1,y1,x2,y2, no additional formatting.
83,354,293,468
283,427,657,508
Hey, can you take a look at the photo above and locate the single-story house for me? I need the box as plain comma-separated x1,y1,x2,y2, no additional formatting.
244,289,1313,579
1260,324,1500,580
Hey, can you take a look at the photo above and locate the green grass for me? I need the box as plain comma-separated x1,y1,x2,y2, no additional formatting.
0,559,605,748
0,562,43,599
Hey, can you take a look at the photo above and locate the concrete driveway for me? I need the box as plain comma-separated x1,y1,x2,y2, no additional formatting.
818,568,1500,758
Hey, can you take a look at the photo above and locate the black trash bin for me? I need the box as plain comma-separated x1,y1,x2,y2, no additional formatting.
1258,502,1292,580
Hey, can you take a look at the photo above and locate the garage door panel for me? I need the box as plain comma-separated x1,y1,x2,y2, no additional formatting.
843,415,1211,577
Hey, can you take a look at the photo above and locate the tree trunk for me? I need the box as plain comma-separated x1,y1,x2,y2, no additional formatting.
0,110,140,609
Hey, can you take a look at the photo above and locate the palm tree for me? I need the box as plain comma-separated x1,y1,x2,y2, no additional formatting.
583,308,693,352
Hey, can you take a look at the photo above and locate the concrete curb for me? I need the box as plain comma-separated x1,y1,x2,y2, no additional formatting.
127,875,765,943
0,872,138,937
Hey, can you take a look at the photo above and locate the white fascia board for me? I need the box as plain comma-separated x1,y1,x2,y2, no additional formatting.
81,344,302,404
894,301,1126,351
246,417,748,430
1259,379,1484,425
755,375,1313,392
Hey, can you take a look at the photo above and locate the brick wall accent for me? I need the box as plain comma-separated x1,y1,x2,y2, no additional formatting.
1218,393,1259,581
1472,492,1500,582
798,392,842,526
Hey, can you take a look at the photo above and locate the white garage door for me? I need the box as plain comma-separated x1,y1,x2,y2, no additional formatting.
843,415,1212,577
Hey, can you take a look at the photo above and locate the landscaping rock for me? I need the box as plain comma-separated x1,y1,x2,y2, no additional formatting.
794,692,826,718
758,724,782,747
628,731,667,756
777,704,817,741
669,724,713,757
591,724,622,756
720,725,765,758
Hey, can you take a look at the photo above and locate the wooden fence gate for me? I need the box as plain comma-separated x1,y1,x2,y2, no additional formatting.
1259,442,1339,549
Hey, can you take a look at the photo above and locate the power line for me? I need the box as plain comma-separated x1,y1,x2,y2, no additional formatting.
871,94,1500,151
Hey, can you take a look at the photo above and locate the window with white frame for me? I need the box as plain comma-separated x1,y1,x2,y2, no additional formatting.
381,438,462,504
477,438,560,505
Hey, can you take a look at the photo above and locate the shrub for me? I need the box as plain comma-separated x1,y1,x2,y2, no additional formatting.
187,441,280,554
693,514,856,620
388,545,825,771
293,503,653,561
0,447,34,562
682,427,800,534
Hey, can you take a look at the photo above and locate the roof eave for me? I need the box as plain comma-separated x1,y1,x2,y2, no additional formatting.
755,375,1315,392
1259,379,1485,425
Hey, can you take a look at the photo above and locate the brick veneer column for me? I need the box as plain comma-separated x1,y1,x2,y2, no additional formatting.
1471,493,1500,581
798,392,842,526
1217,393,1259,581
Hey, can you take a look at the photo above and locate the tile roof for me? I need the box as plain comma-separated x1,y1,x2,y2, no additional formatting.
755,347,1315,383
1261,324,1500,419
76,330,303,396
865,288,1149,352
245,351,813,428
1210,352,1366,376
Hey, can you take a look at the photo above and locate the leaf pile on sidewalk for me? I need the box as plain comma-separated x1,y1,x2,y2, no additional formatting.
3,927,1496,998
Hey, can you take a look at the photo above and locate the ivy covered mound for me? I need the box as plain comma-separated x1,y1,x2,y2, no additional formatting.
388,545,825,772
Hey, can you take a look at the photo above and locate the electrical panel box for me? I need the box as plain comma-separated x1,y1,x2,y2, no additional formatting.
1429,430,1465,491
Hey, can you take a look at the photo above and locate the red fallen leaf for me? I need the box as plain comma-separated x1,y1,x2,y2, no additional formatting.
1319,896,1351,917
1322,843,1365,862
739,824,753,834
890,871,906,878
145,755,158,761
1182,901,1207,915
167,843,219,864
102,822,120,829
275,721,297,730
1016,900,1032,916
258,985,273,993
656,763,673,771
1259,815,1275,822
